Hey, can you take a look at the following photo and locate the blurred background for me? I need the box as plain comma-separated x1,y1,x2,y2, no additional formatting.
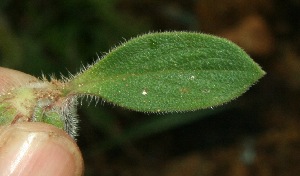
1,0,300,175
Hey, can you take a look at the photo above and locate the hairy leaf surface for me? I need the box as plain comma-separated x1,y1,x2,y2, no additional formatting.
67,32,265,112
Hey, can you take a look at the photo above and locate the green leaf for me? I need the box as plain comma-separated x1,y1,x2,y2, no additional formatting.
67,32,265,112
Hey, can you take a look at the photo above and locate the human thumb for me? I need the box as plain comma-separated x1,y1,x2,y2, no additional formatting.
0,122,83,176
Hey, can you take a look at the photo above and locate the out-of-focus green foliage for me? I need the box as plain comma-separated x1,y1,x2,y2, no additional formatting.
0,0,147,76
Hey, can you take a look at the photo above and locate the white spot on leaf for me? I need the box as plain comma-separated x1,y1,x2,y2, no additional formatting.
142,90,147,95
202,89,210,93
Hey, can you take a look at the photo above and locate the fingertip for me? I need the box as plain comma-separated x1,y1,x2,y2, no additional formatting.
0,122,84,176
0,67,39,93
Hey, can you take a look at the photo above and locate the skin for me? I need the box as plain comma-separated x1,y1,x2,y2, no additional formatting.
0,67,83,176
